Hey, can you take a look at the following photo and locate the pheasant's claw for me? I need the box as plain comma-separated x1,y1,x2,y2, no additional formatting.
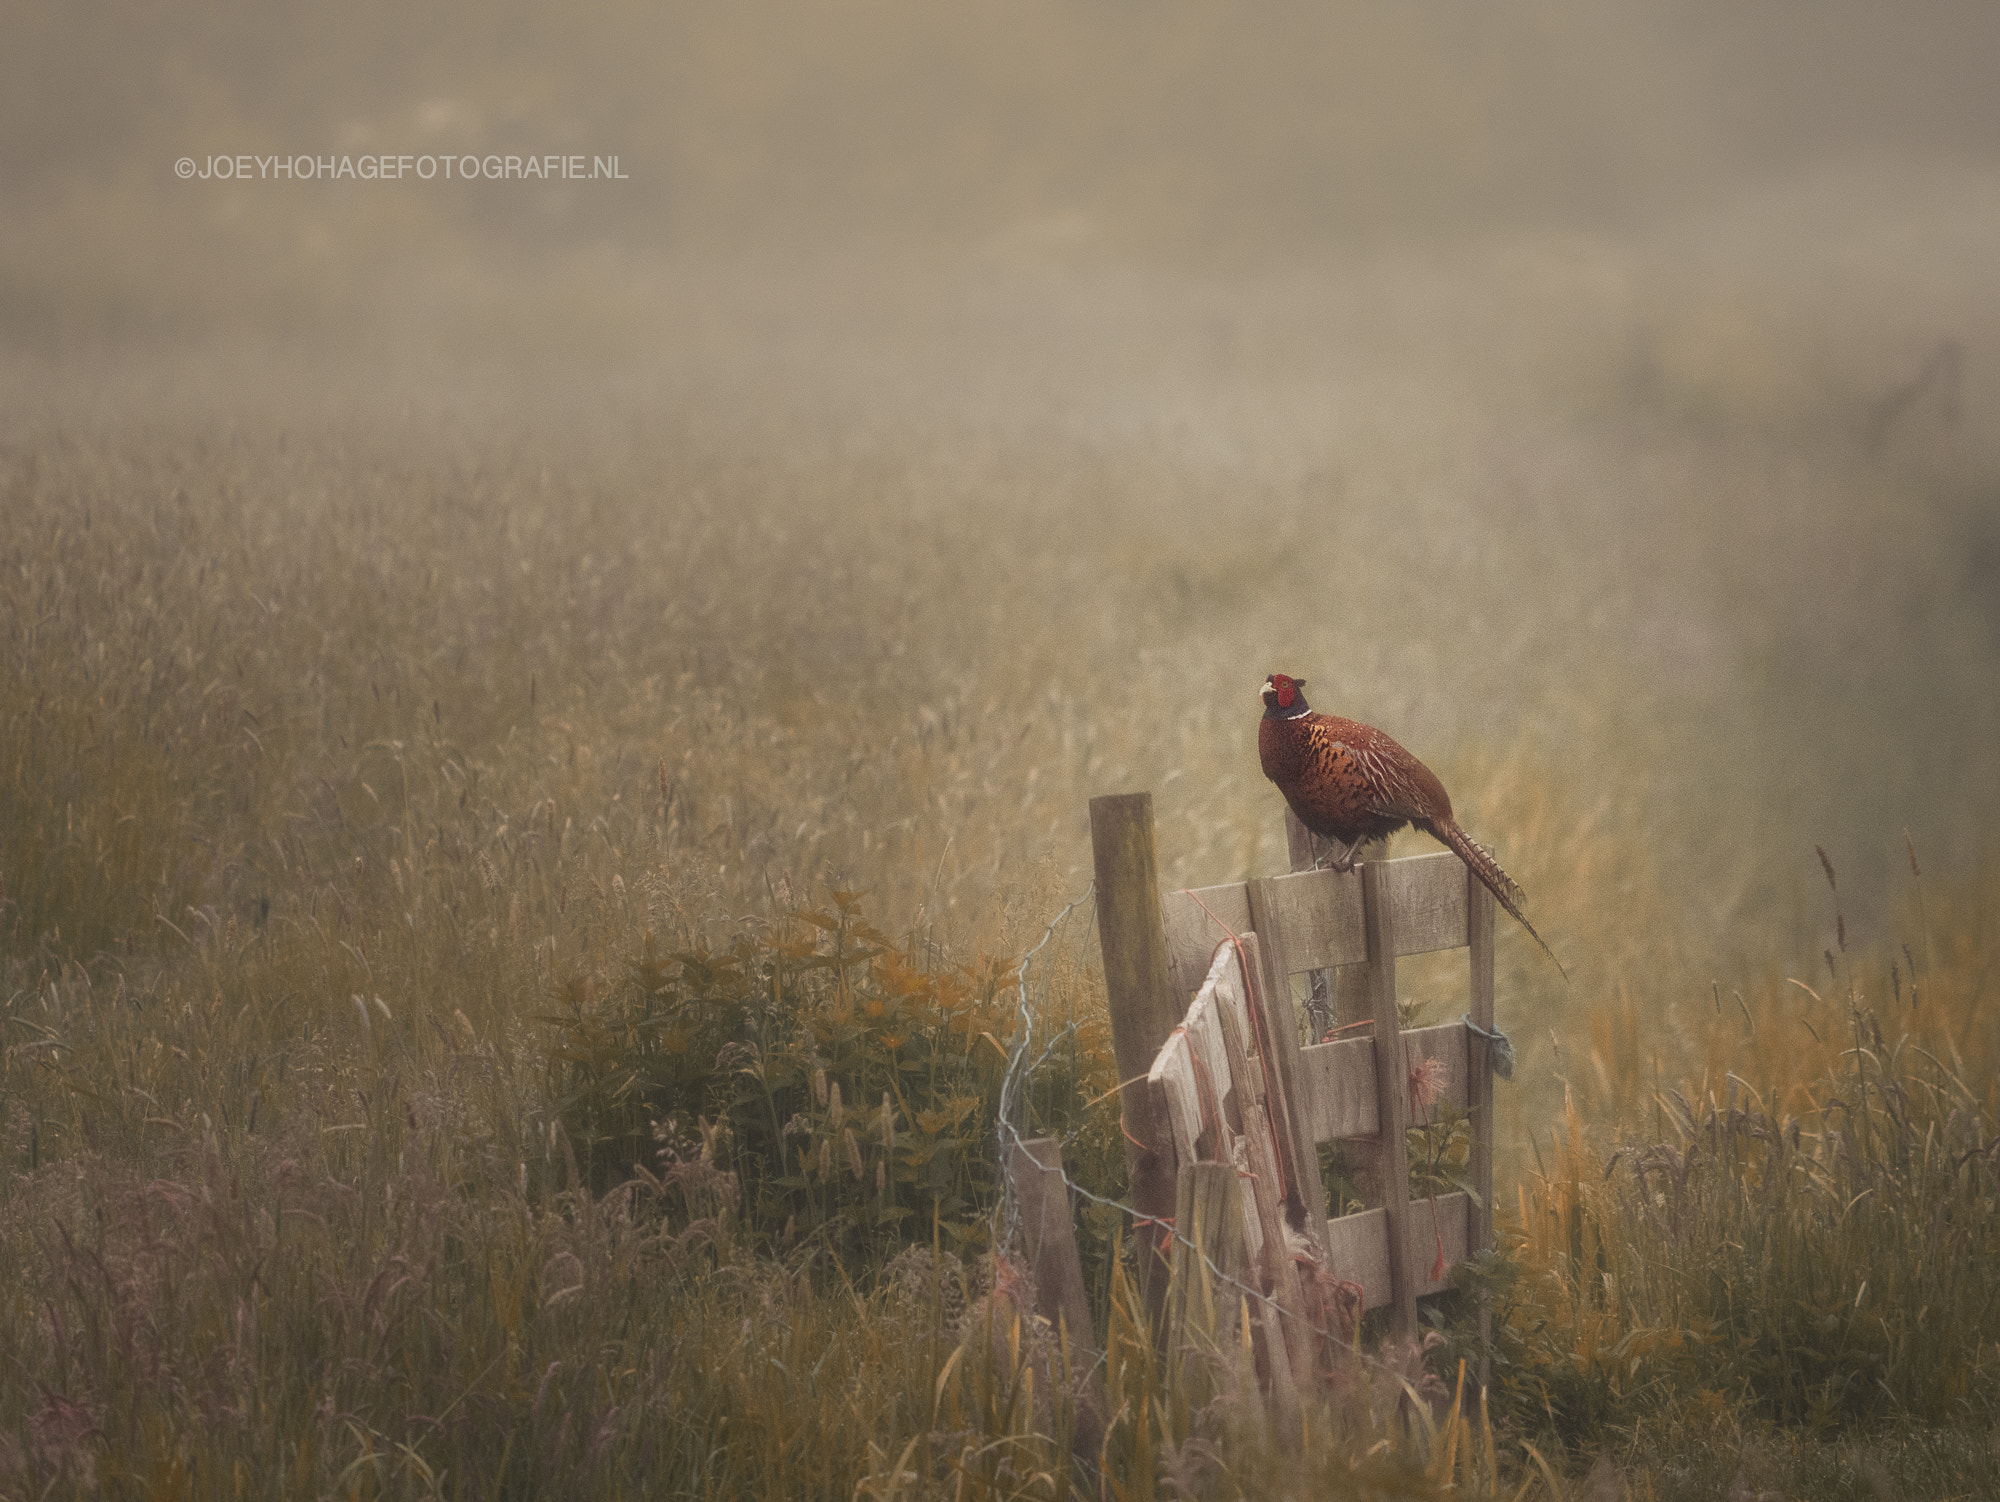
1320,835,1361,872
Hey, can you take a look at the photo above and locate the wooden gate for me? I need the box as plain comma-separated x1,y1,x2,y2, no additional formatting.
1090,792,1500,1393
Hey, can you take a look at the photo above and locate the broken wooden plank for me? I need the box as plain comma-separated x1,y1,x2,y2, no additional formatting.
1147,943,1251,1170
1151,942,1277,1273
1236,912,1331,1250
1149,1027,1202,1170
1209,989,1269,1275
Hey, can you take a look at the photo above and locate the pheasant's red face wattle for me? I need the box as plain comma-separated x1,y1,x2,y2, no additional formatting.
1274,676,1296,709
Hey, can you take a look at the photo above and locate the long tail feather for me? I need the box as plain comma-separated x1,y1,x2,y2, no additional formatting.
1429,819,1568,982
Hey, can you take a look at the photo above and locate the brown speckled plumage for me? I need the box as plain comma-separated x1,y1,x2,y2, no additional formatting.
1259,673,1564,978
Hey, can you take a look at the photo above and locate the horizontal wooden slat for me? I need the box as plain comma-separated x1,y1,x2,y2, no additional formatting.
1293,1021,1471,1144
1323,1191,1470,1310
1375,852,1471,957
1256,853,1468,969
1234,866,1367,970
1164,853,1471,1004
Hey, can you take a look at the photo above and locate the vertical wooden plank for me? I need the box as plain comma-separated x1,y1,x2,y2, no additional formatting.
1168,1162,1243,1355
1169,1160,1305,1427
1360,859,1417,1341
1210,991,1316,1399
1138,1076,1177,1298
1257,1296,1304,1436
1090,793,1183,1326
1190,937,1316,1401
1236,909,1331,1250
1466,870,1496,1388
1206,998,1267,1293
1282,805,1317,873
1282,809,1386,1030
1006,1136,1099,1373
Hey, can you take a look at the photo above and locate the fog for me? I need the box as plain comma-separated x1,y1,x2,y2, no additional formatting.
8,3,2000,341
6,0,1999,966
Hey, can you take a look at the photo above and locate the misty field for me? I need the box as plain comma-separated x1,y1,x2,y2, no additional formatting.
7,187,2000,1498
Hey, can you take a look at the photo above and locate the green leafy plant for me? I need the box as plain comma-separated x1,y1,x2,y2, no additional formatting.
543,890,1089,1260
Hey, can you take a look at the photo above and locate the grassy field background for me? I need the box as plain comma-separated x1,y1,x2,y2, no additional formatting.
8,4,2000,1496
9,210,1998,1127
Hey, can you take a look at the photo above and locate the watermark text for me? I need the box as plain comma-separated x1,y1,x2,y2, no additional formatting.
175,154,628,182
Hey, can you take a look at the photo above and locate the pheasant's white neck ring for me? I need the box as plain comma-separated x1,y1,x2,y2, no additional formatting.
1279,706,1312,720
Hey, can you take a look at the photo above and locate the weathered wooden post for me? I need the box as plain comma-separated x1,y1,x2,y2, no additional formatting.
1090,792,1183,1327
1005,1135,1099,1373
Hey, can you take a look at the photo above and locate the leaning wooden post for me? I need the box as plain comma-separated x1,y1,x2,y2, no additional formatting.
1466,871,1497,1389
1360,859,1417,1342
1006,1135,1100,1378
1090,792,1183,1328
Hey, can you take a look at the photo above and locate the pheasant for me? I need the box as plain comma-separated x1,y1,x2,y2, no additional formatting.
1259,672,1565,978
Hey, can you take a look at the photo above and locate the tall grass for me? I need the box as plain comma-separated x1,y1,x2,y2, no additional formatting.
0,406,1512,1497
1489,856,2000,1494
4,265,1999,1499
0,1115,970,1496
